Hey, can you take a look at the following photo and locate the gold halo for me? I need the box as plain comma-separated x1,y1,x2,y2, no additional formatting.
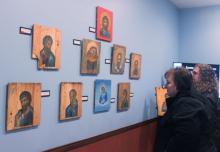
86,41,98,53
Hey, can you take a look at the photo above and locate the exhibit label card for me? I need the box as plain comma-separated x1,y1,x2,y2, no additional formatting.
126,58,130,63
110,98,115,103
41,90,50,97
105,59,111,64
20,27,32,35
89,27,96,33
82,96,88,102
73,39,81,45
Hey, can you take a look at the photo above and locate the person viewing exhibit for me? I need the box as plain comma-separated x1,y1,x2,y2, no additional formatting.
155,67,216,152
192,64,220,152
192,64,219,101
3,0,220,151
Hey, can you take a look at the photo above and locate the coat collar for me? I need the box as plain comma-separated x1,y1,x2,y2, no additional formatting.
166,90,192,108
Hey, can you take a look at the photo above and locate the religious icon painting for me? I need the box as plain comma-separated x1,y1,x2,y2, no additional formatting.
94,79,111,113
6,83,41,132
129,53,142,80
111,44,126,74
32,24,61,70
155,87,168,117
80,39,101,75
59,82,82,121
117,83,130,112
96,6,113,42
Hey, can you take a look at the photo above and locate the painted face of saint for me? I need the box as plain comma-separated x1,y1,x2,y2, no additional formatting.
102,16,109,29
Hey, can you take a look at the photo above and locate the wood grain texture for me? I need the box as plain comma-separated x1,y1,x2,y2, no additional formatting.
60,82,82,121
80,39,101,75
117,83,130,111
111,44,126,74
155,87,167,116
129,53,142,80
32,24,61,70
7,83,41,131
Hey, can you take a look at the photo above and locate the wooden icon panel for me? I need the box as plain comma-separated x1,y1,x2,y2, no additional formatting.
60,82,82,121
94,79,111,113
155,87,167,116
7,83,41,131
130,53,142,79
111,44,126,74
117,83,130,111
96,6,113,42
80,39,101,75
32,24,61,70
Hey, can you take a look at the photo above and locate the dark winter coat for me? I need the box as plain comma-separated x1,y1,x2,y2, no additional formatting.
191,88,220,152
155,91,216,152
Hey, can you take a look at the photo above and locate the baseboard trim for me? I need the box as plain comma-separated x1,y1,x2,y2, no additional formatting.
44,118,158,152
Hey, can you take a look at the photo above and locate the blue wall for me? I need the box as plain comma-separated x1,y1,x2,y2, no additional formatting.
0,0,178,151
179,5,220,64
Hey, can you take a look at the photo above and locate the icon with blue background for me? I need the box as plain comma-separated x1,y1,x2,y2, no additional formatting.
94,79,111,112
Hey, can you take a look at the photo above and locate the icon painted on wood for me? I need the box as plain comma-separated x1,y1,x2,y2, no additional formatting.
94,79,111,112
155,87,168,116
80,39,101,75
7,83,41,131
60,82,82,121
32,24,61,70
130,53,142,79
96,6,113,42
111,44,126,74
117,83,130,111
